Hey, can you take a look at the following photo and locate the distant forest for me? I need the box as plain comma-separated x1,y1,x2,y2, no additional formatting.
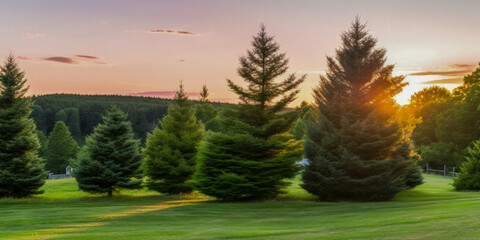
31,94,228,143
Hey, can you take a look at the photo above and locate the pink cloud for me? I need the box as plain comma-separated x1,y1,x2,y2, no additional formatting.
148,29,197,35
42,56,78,64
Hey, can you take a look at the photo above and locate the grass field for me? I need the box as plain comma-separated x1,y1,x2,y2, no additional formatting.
1,174,480,239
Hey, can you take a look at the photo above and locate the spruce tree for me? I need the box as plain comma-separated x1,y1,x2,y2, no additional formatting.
0,55,46,198
45,121,78,173
193,25,305,200
76,106,142,197
143,83,204,194
302,18,421,201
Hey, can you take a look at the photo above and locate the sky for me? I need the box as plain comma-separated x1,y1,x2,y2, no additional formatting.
1,0,479,105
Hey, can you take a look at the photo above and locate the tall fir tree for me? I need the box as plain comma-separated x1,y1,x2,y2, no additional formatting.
193,25,305,200
195,84,217,125
302,18,421,201
45,121,78,173
143,83,205,194
0,55,46,198
76,106,142,197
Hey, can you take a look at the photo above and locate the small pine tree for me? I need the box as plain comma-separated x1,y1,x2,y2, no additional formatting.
76,106,142,197
45,121,78,173
143,83,205,194
302,18,420,201
195,85,217,125
193,25,305,200
0,55,46,198
453,140,480,190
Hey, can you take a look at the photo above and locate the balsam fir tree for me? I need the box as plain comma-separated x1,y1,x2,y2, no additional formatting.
302,18,421,201
76,106,142,197
193,25,305,200
143,83,204,194
0,55,46,198
45,121,78,173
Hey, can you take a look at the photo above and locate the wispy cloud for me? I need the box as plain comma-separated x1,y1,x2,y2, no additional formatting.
178,59,186,62
76,55,99,60
21,33,44,39
42,56,78,64
18,54,107,65
148,29,197,35
421,77,464,85
409,64,475,76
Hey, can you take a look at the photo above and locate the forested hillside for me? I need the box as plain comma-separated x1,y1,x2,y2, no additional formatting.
31,94,227,143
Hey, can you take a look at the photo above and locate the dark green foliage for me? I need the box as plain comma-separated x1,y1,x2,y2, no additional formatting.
194,133,302,200
76,106,142,196
404,166,424,188
36,130,48,159
194,25,305,200
291,102,315,140
31,105,47,133
143,84,204,194
419,142,464,169
195,85,217,127
64,108,82,143
302,19,420,201
45,121,78,173
453,140,480,190
0,55,46,198
411,101,451,146
31,94,227,143
55,109,67,123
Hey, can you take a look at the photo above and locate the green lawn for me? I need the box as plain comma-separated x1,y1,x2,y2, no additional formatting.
1,174,480,239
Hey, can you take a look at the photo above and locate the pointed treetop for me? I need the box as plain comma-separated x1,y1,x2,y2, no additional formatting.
0,54,29,101
174,81,188,104
199,84,209,102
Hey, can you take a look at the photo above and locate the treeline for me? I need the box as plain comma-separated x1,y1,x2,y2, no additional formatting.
31,94,228,143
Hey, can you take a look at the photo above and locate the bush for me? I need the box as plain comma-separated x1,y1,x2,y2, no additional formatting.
453,140,480,190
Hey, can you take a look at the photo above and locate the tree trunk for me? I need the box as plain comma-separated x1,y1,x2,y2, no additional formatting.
108,190,112,197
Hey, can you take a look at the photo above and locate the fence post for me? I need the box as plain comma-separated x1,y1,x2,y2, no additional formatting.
444,164,447,177
426,162,429,174
453,167,456,177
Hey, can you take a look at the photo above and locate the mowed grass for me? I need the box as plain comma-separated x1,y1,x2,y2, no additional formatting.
1,175,480,239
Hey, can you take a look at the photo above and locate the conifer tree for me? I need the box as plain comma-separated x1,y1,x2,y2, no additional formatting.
195,84,217,125
193,25,305,200
76,106,142,197
302,18,421,201
45,121,78,173
0,55,46,198
143,83,204,194
453,139,480,190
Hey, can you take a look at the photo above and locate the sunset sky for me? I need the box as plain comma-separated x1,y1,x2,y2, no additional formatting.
1,0,479,105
